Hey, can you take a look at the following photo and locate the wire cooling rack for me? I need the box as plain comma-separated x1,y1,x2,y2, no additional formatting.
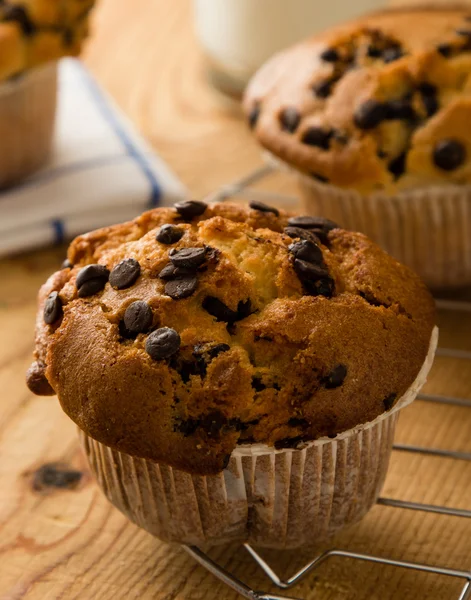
179,166,471,600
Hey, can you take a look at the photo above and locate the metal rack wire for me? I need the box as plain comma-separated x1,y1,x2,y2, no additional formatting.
183,166,471,600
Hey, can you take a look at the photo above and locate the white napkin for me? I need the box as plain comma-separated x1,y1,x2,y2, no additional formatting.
0,58,187,257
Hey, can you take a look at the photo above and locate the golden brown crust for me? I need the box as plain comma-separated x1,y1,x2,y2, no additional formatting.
27,202,435,475
0,0,95,80
244,7,471,195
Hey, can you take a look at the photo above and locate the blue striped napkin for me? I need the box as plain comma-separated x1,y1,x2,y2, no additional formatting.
0,58,187,257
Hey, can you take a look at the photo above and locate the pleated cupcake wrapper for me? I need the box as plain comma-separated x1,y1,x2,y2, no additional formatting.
79,327,437,549
265,152,471,289
0,62,57,188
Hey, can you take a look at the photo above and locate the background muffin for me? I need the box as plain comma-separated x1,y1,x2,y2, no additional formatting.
27,201,436,547
0,0,96,187
244,7,471,288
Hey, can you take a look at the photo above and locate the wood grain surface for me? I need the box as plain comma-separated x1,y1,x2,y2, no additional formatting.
1,1,470,599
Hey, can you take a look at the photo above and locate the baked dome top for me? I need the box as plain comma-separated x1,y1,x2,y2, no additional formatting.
244,7,471,195
27,201,435,474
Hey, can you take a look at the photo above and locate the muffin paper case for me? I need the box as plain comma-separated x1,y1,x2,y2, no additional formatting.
79,326,438,549
0,62,57,188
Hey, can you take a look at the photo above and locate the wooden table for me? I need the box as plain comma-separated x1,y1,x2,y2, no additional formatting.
1,1,470,598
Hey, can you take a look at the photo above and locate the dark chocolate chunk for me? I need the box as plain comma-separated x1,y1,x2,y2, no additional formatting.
312,79,333,99
252,377,266,392
201,411,227,438
3,5,36,35
175,418,199,436
437,43,452,58
301,127,331,150
388,153,407,179
206,343,231,359
383,46,403,63
287,215,338,232
288,417,309,428
275,436,306,450
280,107,301,133
32,464,82,492
315,277,335,298
385,99,415,121
284,226,321,244
118,320,138,340
293,258,329,281
123,301,153,334
249,200,280,216
169,355,205,382
156,224,184,245
26,361,55,396
202,296,251,323
165,276,198,300
61,258,73,269
109,258,141,290
145,327,180,360
248,103,260,129
76,264,109,297
169,247,206,269
367,45,382,58
354,99,387,129
158,262,195,280
383,392,397,411
320,47,339,62
174,200,207,220
289,240,323,264
43,291,62,325
433,139,466,171
324,364,347,389
418,82,439,117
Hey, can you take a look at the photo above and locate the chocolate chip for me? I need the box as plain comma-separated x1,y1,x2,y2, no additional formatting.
288,417,309,428
174,200,207,220
61,259,73,269
287,215,338,232
280,107,301,133
165,277,198,300
383,392,397,411
312,79,333,99
293,258,329,281
289,240,323,264
43,291,62,325
324,364,347,389
145,327,180,360
383,46,403,63
316,278,335,298
249,200,280,216
205,343,231,359
354,100,387,130
284,227,321,244
174,418,199,436
118,320,138,340
3,5,36,35
32,464,82,492
169,247,206,269
203,296,251,323
320,47,339,62
76,264,109,297
385,99,415,121
201,411,227,438
170,355,205,382
248,103,260,129
156,224,184,245
252,377,266,392
301,127,331,150
388,153,406,179
26,361,55,396
109,258,141,290
418,83,439,117
437,43,452,58
275,436,306,450
433,139,466,171
367,45,382,58
158,262,195,280
123,301,153,334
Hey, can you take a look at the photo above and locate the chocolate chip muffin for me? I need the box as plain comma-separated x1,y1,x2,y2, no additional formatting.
244,7,471,288
27,200,437,546
0,0,96,187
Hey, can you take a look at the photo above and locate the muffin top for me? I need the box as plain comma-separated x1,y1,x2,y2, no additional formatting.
0,0,95,80
244,7,471,195
27,201,435,475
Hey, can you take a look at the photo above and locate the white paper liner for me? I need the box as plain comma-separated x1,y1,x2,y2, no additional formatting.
0,62,57,188
79,327,437,549
265,152,471,289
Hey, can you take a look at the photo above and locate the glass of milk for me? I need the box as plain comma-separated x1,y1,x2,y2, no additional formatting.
193,0,387,96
